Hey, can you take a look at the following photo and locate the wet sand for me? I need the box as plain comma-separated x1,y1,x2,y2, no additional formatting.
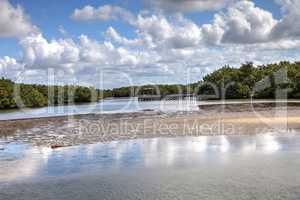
1,105,300,147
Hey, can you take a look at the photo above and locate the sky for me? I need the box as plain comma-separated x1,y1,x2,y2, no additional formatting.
0,0,299,89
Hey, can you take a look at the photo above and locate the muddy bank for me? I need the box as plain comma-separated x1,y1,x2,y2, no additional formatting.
198,101,300,112
1,106,300,147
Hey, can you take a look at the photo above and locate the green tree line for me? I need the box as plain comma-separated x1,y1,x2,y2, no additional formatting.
197,61,300,99
0,78,102,109
1,61,300,109
107,61,300,99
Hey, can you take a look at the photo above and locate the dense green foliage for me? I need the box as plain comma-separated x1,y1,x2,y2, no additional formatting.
0,78,101,109
107,61,300,99
106,84,188,98
1,61,300,109
19,84,48,107
0,79,15,109
198,61,300,99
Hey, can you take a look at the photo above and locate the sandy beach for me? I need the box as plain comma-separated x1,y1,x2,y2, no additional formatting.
1,104,300,147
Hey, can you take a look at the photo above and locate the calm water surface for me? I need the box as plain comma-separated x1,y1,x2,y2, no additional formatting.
0,98,199,120
1,135,300,199
1,98,299,121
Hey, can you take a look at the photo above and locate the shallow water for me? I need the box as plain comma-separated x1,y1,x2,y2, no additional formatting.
1,98,300,121
0,98,199,120
1,135,300,199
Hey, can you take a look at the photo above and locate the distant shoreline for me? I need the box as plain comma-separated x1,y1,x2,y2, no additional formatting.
1,99,300,121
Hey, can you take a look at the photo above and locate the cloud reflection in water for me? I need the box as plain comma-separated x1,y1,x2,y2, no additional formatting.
0,134,292,183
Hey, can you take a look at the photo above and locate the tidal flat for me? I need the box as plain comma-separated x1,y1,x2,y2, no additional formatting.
1,105,300,200
1,105,300,148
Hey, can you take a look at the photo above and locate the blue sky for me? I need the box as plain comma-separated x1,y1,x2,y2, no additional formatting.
1,0,282,59
0,0,299,88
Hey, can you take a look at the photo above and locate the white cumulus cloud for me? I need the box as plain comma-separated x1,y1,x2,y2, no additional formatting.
271,0,300,39
0,0,37,38
0,56,24,78
70,4,135,23
105,27,141,46
146,0,227,12
2,0,300,88
20,34,80,70
132,13,202,49
202,1,278,45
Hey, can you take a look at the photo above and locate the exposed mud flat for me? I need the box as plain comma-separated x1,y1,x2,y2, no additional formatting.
1,106,300,147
